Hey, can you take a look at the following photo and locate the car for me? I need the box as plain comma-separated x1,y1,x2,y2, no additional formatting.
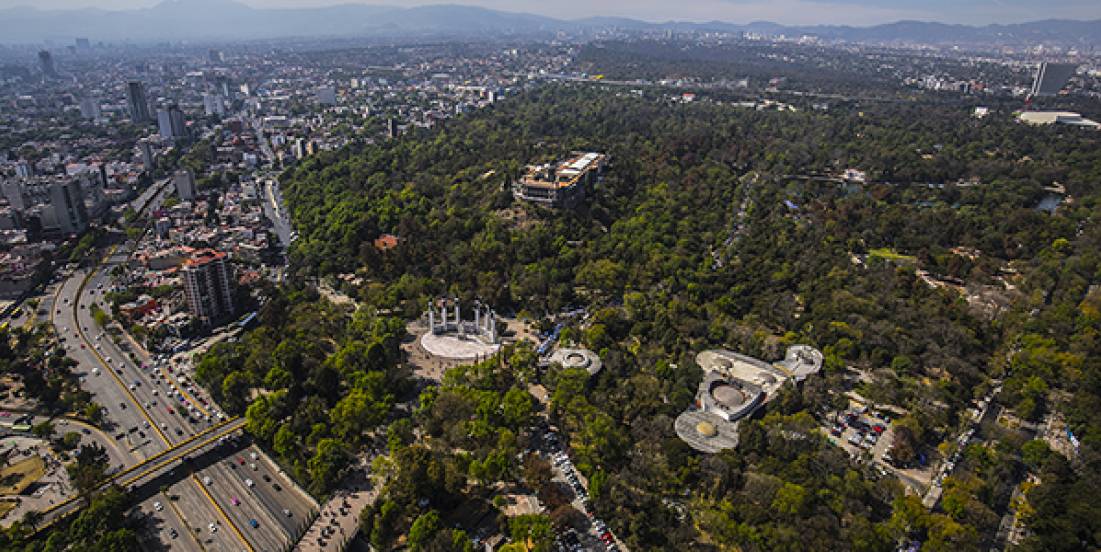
245,479,254,488
119,402,127,410
250,463,257,471
237,456,246,465
208,523,218,533
231,496,240,506
153,501,163,511
248,518,259,529
203,476,212,485
129,384,136,391
262,474,271,482
872,424,886,434
283,508,291,517
152,389,158,396
249,452,258,461
176,428,184,436
168,528,178,539
273,483,282,492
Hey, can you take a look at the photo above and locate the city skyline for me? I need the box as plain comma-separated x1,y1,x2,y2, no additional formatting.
0,0,1098,26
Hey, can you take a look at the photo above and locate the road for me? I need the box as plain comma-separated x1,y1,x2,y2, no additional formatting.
262,176,292,248
46,202,315,549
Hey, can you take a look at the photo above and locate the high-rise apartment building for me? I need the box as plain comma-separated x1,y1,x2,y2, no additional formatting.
181,249,234,325
126,81,151,123
174,169,196,201
47,178,89,235
79,97,101,120
38,50,58,78
157,104,188,142
139,139,155,172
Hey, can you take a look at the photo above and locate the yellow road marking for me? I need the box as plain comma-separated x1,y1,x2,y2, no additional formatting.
165,492,208,552
192,472,256,552
37,419,244,522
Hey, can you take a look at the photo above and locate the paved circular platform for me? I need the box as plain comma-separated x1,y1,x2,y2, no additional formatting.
420,332,500,361
674,410,740,453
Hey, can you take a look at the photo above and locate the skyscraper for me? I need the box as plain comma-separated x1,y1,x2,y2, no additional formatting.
139,139,155,172
181,249,234,326
203,93,225,117
387,118,399,139
48,178,89,235
1031,63,1078,97
79,97,101,120
38,50,58,79
126,81,151,123
173,169,196,201
157,104,188,141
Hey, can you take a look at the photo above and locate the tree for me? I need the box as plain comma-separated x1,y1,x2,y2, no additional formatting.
67,443,109,501
408,510,441,551
508,514,554,552
307,438,350,494
501,387,533,430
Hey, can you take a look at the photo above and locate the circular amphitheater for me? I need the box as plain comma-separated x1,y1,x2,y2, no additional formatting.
547,347,602,376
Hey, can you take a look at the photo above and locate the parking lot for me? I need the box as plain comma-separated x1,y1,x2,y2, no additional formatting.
542,429,625,552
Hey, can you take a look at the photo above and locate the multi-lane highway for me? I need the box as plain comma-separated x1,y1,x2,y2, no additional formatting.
39,178,317,550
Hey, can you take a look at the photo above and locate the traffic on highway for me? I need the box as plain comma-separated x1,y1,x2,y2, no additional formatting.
31,178,317,551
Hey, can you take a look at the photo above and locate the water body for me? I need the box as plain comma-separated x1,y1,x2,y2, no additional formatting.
1035,193,1063,214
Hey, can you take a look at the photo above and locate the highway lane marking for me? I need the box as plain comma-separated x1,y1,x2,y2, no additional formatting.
73,256,172,447
192,472,256,552
58,249,252,548
35,419,246,526
164,491,208,552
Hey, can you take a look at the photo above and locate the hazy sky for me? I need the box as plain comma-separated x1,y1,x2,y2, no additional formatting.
1,0,1098,26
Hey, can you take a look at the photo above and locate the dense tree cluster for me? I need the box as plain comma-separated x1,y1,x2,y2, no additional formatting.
220,80,1101,550
194,287,410,495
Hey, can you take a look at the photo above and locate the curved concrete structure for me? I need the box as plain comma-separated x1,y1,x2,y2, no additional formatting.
547,347,602,376
420,332,500,361
675,345,822,453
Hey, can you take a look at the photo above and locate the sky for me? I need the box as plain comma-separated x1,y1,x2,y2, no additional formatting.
0,0,1098,26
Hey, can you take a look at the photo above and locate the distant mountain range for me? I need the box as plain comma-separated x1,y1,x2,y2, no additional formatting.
1,0,1098,48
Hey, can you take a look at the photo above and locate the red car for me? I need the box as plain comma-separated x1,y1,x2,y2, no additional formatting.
872,424,886,434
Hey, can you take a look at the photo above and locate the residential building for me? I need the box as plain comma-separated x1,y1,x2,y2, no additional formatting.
46,177,89,235
181,248,234,325
126,81,151,123
174,169,196,201
38,50,57,78
157,104,188,141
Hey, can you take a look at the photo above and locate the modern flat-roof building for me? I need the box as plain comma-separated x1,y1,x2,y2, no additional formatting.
126,81,151,124
675,346,823,453
1018,111,1100,129
512,152,606,208
181,249,234,326
174,169,196,201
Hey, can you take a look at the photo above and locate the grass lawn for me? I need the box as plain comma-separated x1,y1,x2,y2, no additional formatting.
0,456,46,495
868,247,917,263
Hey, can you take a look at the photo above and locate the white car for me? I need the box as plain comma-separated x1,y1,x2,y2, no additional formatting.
203,476,212,485
208,523,218,533
153,501,163,512
245,479,254,488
